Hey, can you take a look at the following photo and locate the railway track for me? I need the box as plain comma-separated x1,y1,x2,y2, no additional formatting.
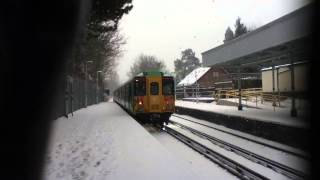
165,125,268,180
164,119,308,180
171,114,309,159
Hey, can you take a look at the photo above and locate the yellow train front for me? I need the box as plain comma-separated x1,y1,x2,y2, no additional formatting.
113,71,175,125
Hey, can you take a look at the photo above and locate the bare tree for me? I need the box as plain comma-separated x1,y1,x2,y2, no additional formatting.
70,28,125,83
104,70,120,92
101,30,126,79
67,0,133,79
127,54,168,78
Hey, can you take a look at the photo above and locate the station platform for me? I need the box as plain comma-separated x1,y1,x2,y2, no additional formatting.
182,97,215,103
43,102,203,180
175,100,310,150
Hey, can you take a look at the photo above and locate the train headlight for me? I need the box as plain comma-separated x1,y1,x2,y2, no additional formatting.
136,97,144,112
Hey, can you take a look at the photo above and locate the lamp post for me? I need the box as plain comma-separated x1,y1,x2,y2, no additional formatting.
290,53,297,117
238,67,243,110
195,69,199,103
85,61,93,107
172,72,177,101
96,70,102,104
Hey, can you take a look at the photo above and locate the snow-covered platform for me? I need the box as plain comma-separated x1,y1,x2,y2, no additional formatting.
43,102,204,180
175,100,310,150
182,97,215,103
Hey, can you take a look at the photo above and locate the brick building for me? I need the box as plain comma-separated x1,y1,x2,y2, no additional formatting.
176,66,261,99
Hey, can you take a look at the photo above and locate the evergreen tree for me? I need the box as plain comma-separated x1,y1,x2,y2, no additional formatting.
224,26,234,43
88,0,133,35
234,17,248,38
174,49,201,83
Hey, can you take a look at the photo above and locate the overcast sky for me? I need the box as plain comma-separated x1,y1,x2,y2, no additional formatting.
116,0,311,83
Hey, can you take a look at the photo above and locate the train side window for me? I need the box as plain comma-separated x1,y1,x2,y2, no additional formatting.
134,78,146,96
162,78,174,95
150,82,159,95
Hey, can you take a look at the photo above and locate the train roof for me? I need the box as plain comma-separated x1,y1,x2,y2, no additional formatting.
115,71,173,90
136,71,173,77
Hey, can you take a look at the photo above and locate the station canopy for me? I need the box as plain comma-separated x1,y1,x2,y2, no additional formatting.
201,3,313,72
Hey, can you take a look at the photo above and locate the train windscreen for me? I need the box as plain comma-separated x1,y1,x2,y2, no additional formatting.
134,77,146,96
162,77,174,95
150,82,159,95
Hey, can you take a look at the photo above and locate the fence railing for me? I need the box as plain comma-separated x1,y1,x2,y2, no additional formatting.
55,75,104,119
215,88,288,108
175,86,215,99
175,85,290,110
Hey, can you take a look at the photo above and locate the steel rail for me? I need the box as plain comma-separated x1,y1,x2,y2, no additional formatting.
168,120,308,180
171,114,309,160
164,125,269,180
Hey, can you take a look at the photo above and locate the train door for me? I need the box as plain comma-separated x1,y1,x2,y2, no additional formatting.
147,76,162,113
134,77,146,114
162,77,175,112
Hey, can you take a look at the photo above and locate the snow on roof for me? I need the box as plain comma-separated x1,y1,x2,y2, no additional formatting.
177,67,210,86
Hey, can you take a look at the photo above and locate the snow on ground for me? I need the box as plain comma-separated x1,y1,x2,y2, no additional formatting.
175,99,309,128
170,115,310,174
168,125,291,180
182,97,215,101
143,125,239,180
43,102,207,180
172,114,309,158
223,98,310,116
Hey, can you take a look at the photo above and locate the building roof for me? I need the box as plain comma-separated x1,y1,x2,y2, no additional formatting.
201,3,313,68
177,67,210,87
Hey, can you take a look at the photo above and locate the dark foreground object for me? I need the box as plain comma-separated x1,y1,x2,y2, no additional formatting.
1,1,88,179
175,106,310,151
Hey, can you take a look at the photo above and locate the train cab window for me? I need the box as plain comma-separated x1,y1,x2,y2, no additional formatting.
150,82,159,95
134,77,146,96
162,78,174,95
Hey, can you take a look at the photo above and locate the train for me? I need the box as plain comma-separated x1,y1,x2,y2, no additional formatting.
113,71,175,125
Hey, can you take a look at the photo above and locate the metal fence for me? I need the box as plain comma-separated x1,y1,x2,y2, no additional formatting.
175,76,261,100
175,85,216,100
53,75,104,119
